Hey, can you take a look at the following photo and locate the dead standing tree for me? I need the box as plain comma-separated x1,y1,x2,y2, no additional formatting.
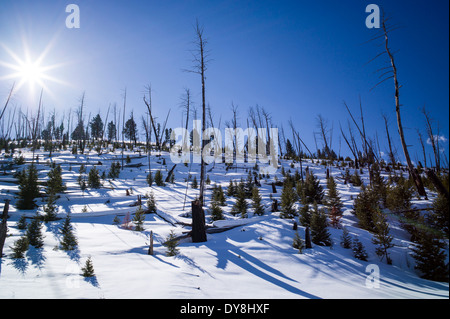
184,19,210,242
367,14,426,197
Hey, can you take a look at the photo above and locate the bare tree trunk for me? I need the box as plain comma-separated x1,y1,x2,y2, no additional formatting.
382,113,396,166
0,199,10,257
381,19,426,197
422,107,440,172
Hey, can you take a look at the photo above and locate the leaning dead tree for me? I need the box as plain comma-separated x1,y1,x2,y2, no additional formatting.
368,13,426,197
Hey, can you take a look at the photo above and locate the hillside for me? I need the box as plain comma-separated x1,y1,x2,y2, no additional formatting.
0,146,448,299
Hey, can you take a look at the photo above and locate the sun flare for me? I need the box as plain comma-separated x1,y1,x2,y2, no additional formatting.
0,41,65,97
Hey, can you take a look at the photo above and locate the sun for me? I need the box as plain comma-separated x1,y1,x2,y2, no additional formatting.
0,40,65,97
17,60,45,86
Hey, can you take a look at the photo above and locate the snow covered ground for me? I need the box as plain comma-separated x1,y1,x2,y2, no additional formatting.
0,147,448,299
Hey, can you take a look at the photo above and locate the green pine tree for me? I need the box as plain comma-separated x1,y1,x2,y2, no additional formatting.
292,231,305,253
352,238,368,261
371,209,394,264
340,227,352,249
43,192,58,222
154,170,165,186
298,203,311,227
411,230,449,282
133,205,145,231
191,175,198,189
310,203,332,246
210,199,224,221
47,164,66,194
10,236,29,258
231,183,248,218
81,256,95,277
280,179,298,218
301,171,324,204
146,191,157,214
59,214,78,251
352,184,379,232
16,164,40,210
88,166,101,188
164,230,180,256
26,214,44,248
251,187,265,216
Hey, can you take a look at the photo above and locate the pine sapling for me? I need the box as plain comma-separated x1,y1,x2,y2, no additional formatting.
81,256,95,277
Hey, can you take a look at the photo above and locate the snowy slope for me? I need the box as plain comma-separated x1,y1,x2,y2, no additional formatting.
0,147,448,299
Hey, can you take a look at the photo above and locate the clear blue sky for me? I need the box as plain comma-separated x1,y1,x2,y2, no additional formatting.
1,0,448,166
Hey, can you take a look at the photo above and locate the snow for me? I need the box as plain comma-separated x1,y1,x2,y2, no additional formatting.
0,147,448,299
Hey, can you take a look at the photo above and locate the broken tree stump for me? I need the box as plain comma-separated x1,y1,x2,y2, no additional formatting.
191,200,207,243
305,226,312,249
271,199,278,212
148,230,154,255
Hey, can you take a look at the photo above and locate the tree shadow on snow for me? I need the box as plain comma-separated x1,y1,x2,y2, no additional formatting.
209,236,321,299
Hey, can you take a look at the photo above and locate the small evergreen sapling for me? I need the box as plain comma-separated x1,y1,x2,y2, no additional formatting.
59,214,78,251
340,227,352,249
371,209,394,264
81,256,95,277
146,191,157,214
310,204,332,247
165,230,180,256
10,236,29,258
352,238,368,261
231,183,248,218
26,214,44,248
88,166,101,188
292,231,305,253
251,187,265,216
133,205,145,231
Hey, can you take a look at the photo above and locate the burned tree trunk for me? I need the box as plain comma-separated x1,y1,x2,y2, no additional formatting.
191,200,207,243
0,199,10,257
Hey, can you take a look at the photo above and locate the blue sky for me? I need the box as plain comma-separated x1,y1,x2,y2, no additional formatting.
0,0,448,165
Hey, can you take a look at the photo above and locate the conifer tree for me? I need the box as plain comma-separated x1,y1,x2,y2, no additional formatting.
301,171,324,204
227,179,235,197
146,191,157,214
88,166,101,188
43,192,58,222
210,199,224,221
231,182,248,218
292,231,305,253
298,203,311,227
165,230,180,256
310,203,332,246
411,230,449,282
251,187,265,216
280,179,298,218
371,209,394,264
26,214,44,248
10,236,29,258
352,238,368,261
191,175,198,189
16,164,40,210
59,214,78,251
81,256,95,277
133,205,145,231
47,164,66,194
213,185,226,206
370,162,387,206
17,214,27,230
340,227,352,249
146,171,154,186
154,170,165,186
352,184,379,232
